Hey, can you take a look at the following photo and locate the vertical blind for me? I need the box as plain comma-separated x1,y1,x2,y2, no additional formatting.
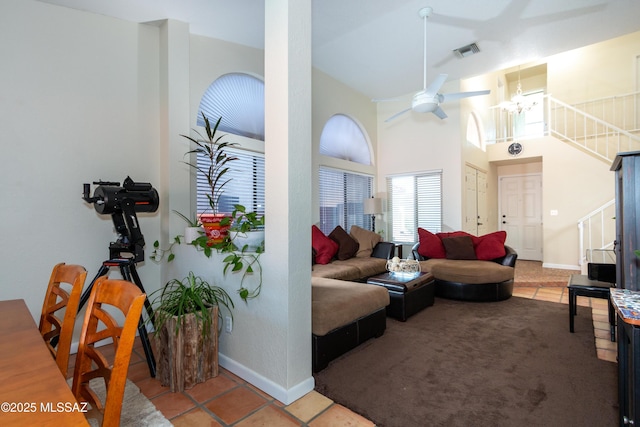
197,147,265,216
386,171,442,243
318,167,373,235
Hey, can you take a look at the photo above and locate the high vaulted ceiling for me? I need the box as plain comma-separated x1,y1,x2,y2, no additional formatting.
39,0,640,100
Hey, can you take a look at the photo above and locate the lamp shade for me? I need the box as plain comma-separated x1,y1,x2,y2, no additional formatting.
363,197,383,215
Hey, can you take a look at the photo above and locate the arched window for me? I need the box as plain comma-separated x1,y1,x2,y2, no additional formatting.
319,114,372,165
318,115,374,234
466,111,485,151
197,73,265,141
195,73,265,215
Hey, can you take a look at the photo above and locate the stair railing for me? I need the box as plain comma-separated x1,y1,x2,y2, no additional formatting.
572,91,640,133
488,95,640,163
548,96,640,163
577,199,616,268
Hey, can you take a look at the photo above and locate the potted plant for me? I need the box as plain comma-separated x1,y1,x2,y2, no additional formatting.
174,210,204,244
182,113,238,244
150,271,234,392
228,204,265,252
150,210,203,262
191,204,265,302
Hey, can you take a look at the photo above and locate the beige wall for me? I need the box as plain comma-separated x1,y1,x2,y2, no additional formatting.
0,0,163,318
547,31,640,103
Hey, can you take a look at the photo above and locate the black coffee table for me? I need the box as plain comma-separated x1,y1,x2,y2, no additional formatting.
367,271,435,321
568,274,616,341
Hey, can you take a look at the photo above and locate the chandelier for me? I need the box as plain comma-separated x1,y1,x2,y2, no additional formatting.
500,69,538,114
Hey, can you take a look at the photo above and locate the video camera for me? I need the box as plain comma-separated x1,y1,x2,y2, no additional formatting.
83,176,159,262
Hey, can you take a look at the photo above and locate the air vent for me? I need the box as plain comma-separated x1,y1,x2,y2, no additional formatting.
453,43,480,59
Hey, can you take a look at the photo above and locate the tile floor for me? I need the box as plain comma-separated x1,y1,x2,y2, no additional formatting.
70,285,616,426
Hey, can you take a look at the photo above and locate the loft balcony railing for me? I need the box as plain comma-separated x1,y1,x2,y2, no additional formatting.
488,95,640,163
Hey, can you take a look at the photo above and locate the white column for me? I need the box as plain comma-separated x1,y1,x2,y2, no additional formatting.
263,0,314,401
159,19,191,284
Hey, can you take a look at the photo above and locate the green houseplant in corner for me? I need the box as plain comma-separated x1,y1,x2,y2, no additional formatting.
150,271,234,392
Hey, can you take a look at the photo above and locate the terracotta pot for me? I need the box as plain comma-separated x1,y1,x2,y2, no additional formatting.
198,213,230,245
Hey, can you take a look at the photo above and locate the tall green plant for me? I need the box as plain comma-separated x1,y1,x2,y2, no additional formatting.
181,113,238,214
149,272,234,338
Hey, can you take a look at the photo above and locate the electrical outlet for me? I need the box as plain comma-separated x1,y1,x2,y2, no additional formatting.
225,316,232,333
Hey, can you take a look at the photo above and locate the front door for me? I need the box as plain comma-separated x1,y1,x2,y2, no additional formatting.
499,174,542,261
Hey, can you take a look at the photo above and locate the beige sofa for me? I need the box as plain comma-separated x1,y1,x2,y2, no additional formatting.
310,225,395,371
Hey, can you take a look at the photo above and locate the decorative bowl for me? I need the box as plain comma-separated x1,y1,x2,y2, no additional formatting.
386,258,421,274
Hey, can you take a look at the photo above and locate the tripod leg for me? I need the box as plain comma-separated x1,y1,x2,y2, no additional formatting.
79,264,111,311
121,262,157,378
127,263,155,323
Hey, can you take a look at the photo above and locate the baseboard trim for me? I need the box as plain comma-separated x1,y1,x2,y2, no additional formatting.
219,353,315,405
542,262,580,271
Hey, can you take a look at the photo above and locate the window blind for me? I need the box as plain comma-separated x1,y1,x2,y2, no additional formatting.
197,147,265,216
318,167,373,235
386,171,442,244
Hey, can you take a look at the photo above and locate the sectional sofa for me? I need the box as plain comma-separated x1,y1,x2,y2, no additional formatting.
311,225,394,372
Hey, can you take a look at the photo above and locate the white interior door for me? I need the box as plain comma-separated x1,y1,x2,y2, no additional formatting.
464,165,488,236
500,174,542,261
464,165,478,234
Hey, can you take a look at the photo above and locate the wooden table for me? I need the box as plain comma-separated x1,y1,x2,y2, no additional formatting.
0,299,89,426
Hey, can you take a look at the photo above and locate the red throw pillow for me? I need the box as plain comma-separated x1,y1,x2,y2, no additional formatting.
417,228,446,259
474,231,507,260
312,225,339,264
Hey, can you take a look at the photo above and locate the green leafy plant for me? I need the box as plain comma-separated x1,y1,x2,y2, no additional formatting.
149,271,234,338
150,210,200,262
228,204,265,233
192,204,265,302
173,210,201,227
635,249,640,258
182,113,238,215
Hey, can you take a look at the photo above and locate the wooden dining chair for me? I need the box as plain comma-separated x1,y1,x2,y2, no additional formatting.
38,262,87,377
71,276,146,427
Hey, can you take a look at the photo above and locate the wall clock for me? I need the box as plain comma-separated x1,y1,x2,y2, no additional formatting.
508,142,523,156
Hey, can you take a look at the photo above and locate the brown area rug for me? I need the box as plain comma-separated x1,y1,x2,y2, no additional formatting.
314,297,618,427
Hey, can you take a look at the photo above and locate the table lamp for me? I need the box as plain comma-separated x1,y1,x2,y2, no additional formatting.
363,197,384,232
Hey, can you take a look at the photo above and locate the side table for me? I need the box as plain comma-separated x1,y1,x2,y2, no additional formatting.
367,271,435,321
567,274,615,341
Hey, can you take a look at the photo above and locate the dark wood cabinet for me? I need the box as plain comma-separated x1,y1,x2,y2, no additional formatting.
612,151,640,425
611,151,640,291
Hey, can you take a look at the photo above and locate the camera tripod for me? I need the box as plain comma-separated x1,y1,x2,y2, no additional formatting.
78,257,157,378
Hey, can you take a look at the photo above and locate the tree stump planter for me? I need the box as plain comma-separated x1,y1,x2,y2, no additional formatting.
154,306,219,392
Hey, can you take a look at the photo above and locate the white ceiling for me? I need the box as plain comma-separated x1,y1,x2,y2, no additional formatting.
38,0,640,100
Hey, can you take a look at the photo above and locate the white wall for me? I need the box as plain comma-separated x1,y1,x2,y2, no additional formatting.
0,0,162,318
376,79,464,234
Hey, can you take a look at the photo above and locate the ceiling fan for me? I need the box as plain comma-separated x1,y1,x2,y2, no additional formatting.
378,6,490,122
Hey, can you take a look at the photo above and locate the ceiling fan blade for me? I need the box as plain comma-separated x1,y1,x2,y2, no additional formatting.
424,74,448,98
372,95,410,103
441,90,490,102
385,107,411,122
432,107,448,120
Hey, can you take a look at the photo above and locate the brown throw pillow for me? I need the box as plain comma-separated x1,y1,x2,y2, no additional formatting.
442,236,477,260
329,225,359,260
349,225,383,258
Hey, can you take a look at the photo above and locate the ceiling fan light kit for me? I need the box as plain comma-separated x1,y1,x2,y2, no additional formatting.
379,6,490,122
